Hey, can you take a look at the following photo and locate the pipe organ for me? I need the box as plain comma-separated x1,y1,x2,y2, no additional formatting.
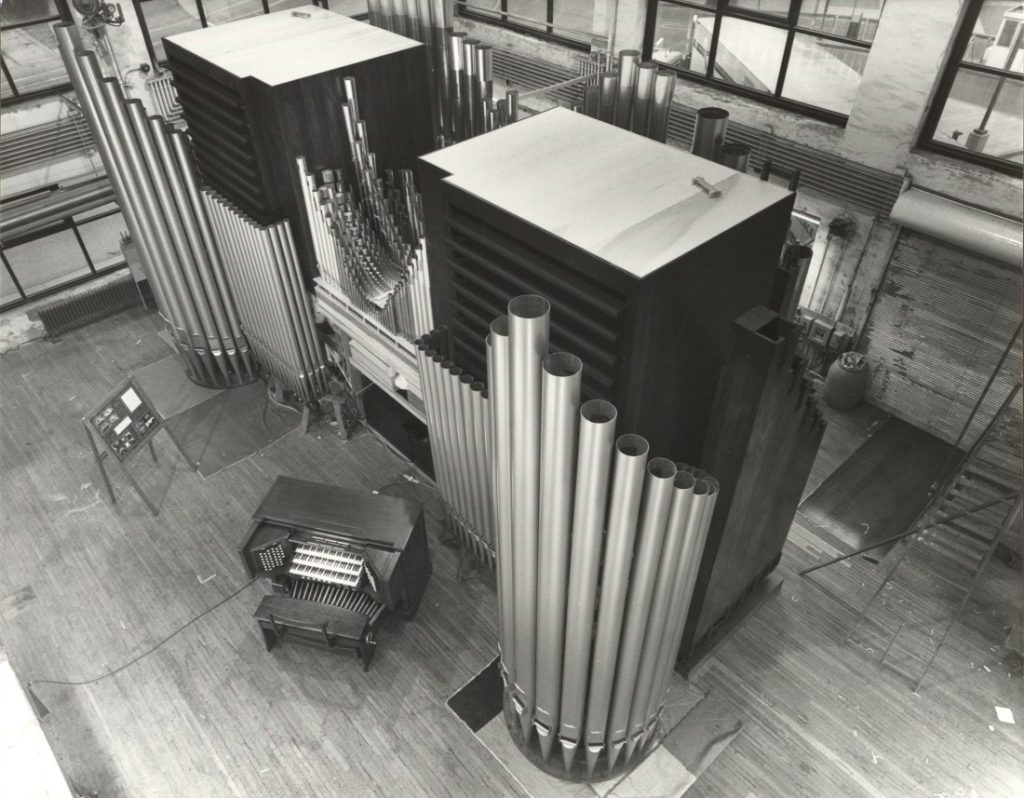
573,51,678,143
55,24,254,389
420,108,795,464
242,477,432,671
484,295,719,779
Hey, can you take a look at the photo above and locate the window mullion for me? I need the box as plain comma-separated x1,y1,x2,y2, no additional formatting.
706,11,723,80
775,27,796,97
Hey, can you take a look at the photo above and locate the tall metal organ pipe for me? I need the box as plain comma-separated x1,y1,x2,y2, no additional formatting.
54,22,253,388
467,294,720,780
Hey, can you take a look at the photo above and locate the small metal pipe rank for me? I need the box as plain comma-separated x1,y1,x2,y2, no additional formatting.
55,22,253,388
413,330,495,566
201,190,328,404
299,76,432,341
365,0,518,145
573,50,677,143
488,294,719,781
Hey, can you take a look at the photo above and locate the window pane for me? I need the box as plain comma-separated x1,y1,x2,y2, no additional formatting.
0,22,67,94
798,0,884,44
727,0,790,18
782,33,867,113
3,228,91,298
651,2,714,75
553,0,594,42
138,0,203,62
713,16,787,93
75,211,128,269
506,0,550,32
0,0,60,26
203,0,265,26
934,68,1024,164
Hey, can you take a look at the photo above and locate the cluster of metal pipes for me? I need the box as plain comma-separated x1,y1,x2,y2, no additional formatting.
414,329,495,564
575,50,678,143
365,0,519,145
55,23,253,388
296,79,432,341
201,190,328,403
489,295,719,779
690,106,751,171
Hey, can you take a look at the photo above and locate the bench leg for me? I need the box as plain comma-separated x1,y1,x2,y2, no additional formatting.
261,626,278,652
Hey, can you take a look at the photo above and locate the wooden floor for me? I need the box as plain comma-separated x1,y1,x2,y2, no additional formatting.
1,308,1021,797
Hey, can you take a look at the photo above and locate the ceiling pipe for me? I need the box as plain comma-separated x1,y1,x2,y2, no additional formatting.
889,188,1022,267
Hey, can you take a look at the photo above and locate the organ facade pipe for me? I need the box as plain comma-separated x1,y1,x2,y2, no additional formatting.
55,22,253,389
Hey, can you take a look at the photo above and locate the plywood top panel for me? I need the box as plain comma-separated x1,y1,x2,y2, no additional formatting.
421,108,792,278
164,7,419,86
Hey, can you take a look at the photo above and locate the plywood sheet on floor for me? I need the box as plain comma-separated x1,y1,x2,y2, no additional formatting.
798,416,958,559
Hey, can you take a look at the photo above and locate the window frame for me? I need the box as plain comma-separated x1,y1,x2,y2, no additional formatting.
0,0,74,106
917,0,1023,178
455,0,593,52
642,0,884,126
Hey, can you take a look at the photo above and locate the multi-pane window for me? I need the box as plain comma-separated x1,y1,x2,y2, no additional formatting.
0,0,72,102
646,0,885,123
456,0,596,49
135,0,368,64
920,0,1023,176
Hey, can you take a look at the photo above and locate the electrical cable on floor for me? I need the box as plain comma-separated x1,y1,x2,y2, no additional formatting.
27,578,258,694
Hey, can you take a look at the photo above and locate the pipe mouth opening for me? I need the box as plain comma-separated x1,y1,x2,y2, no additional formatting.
616,434,650,457
470,381,485,391
460,373,475,384
674,471,697,490
508,294,550,320
619,49,641,57
448,366,463,376
648,457,677,479
639,60,659,69
581,399,617,424
697,107,729,119
490,315,509,336
543,352,583,377
427,350,439,360
693,479,711,496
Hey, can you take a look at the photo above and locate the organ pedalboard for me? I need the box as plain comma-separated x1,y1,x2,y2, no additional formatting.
242,477,431,670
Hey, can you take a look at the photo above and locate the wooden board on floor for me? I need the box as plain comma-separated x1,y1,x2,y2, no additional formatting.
798,416,959,559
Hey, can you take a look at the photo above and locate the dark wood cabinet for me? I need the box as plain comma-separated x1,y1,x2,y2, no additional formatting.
164,7,434,282
419,109,795,463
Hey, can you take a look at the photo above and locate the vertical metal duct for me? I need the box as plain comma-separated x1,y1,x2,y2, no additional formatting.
646,70,676,142
691,107,729,162
613,50,641,129
630,63,658,137
721,143,750,172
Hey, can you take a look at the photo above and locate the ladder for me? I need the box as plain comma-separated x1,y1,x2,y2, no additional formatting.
843,381,1021,691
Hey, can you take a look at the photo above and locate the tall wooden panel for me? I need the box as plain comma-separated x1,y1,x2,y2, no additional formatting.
164,8,435,283
679,307,825,664
419,109,795,463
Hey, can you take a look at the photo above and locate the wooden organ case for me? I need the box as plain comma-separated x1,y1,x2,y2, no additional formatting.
418,109,795,463
163,7,435,282
242,477,432,670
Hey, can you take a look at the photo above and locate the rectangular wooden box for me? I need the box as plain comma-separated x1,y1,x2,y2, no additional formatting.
164,8,435,282
418,109,795,462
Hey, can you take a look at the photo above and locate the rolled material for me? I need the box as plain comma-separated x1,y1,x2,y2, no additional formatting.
583,433,650,777
558,398,618,771
613,50,641,129
508,294,550,741
647,70,676,143
630,62,658,137
721,143,750,172
691,107,729,162
533,352,583,760
488,317,516,686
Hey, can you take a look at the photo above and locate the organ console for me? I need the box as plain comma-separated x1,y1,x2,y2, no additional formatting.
241,476,432,670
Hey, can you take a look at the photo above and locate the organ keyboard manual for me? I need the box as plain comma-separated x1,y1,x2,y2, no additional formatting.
241,476,432,670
